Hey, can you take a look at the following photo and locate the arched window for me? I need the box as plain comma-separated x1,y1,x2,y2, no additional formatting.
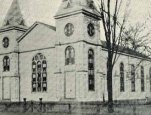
131,64,135,92
3,37,9,48
65,46,75,65
141,66,145,92
149,68,151,92
3,56,10,71
88,49,95,91
120,62,124,92
32,53,47,92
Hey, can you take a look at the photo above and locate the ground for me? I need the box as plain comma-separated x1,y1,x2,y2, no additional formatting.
0,104,151,115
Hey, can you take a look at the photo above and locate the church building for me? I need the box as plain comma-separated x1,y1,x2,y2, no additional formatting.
0,0,151,102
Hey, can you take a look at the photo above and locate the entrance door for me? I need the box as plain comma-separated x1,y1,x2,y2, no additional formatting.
65,72,76,99
2,77,10,100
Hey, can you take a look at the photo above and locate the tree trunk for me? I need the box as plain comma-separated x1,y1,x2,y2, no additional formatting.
107,53,114,113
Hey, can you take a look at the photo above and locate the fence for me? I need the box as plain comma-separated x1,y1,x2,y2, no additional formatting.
0,99,151,114
0,99,103,114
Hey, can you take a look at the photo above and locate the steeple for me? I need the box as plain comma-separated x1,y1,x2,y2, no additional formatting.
2,0,26,27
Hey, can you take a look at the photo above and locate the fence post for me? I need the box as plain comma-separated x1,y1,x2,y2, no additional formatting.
133,105,136,115
31,101,33,112
43,103,46,113
23,98,26,112
68,103,71,113
97,104,100,114
39,98,43,112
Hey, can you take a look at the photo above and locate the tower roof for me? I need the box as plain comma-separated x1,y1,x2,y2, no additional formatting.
55,0,101,19
2,0,26,27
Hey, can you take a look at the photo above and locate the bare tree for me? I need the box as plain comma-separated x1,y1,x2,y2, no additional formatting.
122,22,151,73
94,0,151,112
96,0,131,112
122,22,151,52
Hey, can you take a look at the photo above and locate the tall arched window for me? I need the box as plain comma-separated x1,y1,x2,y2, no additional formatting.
32,53,47,92
131,64,135,92
88,49,95,91
149,68,151,92
65,46,75,65
3,56,10,71
120,62,124,92
141,66,145,92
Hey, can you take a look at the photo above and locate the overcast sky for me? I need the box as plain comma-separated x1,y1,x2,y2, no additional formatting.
0,0,151,27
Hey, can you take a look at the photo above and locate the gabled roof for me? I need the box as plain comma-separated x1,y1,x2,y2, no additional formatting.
2,0,26,28
17,22,56,42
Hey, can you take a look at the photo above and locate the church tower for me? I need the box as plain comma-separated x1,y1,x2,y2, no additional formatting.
54,0,103,101
55,0,101,44
0,0,27,102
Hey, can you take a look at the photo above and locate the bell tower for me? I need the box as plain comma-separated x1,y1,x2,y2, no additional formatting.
0,0,27,102
54,0,101,45
54,0,102,101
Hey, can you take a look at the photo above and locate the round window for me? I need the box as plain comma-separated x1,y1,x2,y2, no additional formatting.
87,23,95,37
64,23,74,37
3,37,9,48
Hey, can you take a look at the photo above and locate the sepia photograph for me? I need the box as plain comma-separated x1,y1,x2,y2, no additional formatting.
0,0,151,114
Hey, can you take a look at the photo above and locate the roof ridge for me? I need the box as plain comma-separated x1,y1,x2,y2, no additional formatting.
101,40,151,59
36,21,56,30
